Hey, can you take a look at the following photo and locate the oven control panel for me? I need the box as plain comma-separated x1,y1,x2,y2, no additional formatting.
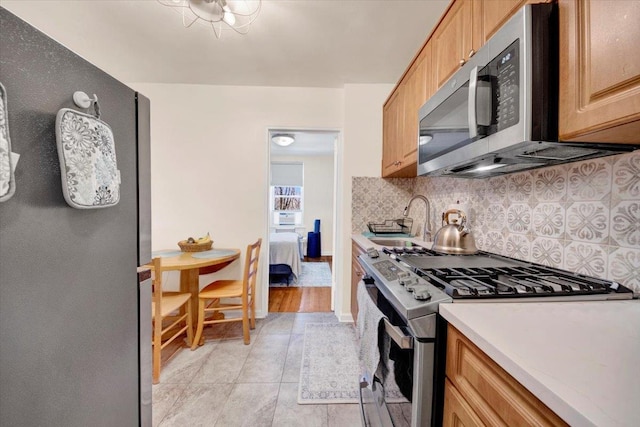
371,260,402,282
358,252,453,324
371,260,433,301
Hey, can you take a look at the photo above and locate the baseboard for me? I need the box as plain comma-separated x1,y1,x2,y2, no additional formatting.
337,312,354,323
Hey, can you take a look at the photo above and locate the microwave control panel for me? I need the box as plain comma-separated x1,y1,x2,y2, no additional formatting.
494,39,520,131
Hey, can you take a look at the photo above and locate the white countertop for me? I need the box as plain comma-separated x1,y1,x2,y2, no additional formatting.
440,301,640,427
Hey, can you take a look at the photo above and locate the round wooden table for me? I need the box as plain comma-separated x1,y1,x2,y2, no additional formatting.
150,248,241,336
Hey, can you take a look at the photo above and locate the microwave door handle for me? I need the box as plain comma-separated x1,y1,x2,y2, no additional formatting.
468,65,479,139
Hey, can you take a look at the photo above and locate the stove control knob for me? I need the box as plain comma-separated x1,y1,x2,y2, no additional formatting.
366,248,380,258
414,288,432,301
405,281,421,292
399,277,417,287
397,271,411,280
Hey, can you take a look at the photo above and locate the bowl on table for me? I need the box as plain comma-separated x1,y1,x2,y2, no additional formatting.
177,240,213,252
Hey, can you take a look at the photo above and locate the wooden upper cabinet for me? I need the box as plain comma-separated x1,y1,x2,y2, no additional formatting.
479,0,527,41
400,77,418,165
382,96,395,175
382,89,403,176
559,0,640,143
432,0,481,89
382,42,434,178
401,50,426,166
421,41,436,103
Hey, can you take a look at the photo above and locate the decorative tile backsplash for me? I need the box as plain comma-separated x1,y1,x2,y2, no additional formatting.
352,151,640,296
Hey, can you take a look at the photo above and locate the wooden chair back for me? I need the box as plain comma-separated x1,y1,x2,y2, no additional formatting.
243,238,262,304
150,256,193,383
152,257,164,318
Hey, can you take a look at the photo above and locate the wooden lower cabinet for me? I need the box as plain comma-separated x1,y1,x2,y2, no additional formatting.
444,378,485,427
350,242,366,322
444,326,568,427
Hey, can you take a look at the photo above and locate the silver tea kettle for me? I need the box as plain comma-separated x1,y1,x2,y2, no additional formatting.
431,209,478,255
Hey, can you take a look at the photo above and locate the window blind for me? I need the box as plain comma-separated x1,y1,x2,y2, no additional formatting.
271,162,303,186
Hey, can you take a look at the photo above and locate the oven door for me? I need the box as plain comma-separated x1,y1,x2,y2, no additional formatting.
358,280,434,427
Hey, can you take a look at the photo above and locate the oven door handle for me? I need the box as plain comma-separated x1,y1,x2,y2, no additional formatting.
383,318,413,349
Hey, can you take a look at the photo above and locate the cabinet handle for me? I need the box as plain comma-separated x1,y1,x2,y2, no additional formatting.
356,271,362,277
468,49,476,58
459,58,466,67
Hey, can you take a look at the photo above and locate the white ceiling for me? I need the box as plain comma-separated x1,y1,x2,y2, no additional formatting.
1,0,450,88
270,130,338,157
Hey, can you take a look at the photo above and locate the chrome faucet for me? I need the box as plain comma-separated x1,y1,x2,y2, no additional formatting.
403,195,432,242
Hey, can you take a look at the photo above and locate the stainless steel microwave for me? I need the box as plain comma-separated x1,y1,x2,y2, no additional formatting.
417,4,633,178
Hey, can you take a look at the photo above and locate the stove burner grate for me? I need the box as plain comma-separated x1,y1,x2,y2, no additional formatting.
418,265,616,299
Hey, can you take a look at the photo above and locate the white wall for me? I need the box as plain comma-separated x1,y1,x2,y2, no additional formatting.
131,82,391,320
336,84,393,320
271,155,335,256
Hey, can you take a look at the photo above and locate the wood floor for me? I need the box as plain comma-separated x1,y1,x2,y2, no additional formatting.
268,256,332,313
268,287,332,312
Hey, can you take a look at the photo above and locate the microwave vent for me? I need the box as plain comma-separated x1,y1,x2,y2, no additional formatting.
517,146,600,161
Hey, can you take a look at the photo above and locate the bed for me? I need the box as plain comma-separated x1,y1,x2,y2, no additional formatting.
269,232,302,285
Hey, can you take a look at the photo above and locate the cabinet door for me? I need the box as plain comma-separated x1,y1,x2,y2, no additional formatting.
401,65,422,166
559,0,640,143
350,242,366,322
382,90,400,176
443,379,485,427
446,326,568,426
480,0,527,41
432,0,475,88
421,41,436,104
383,43,433,178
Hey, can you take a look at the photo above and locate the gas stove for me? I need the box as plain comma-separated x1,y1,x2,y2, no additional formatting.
359,246,634,322
355,244,634,427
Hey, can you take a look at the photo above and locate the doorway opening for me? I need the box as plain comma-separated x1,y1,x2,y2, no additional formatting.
266,129,339,313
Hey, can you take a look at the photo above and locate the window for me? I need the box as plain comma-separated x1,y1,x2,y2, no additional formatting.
271,186,303,225
270,162,304,226
273,186,302,211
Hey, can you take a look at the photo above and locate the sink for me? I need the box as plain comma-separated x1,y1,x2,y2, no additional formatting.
368,238,423,247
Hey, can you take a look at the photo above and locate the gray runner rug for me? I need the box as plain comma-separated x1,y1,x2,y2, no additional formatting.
298,323,360,404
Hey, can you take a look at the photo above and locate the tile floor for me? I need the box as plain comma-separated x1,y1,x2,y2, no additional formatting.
153,313,362,426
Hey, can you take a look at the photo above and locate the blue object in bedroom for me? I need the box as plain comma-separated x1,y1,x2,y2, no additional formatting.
307,231,321,258
314,219,321,233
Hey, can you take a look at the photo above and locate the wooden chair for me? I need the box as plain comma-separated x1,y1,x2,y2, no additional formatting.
151,257,193,384
191,238,262,348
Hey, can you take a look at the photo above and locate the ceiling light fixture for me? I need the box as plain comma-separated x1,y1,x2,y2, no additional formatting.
272,134,295,147
158,0,261,39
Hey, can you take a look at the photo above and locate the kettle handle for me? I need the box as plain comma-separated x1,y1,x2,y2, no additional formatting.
443,209,467,231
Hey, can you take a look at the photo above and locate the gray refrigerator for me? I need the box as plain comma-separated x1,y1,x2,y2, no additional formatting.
0,8,152,426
